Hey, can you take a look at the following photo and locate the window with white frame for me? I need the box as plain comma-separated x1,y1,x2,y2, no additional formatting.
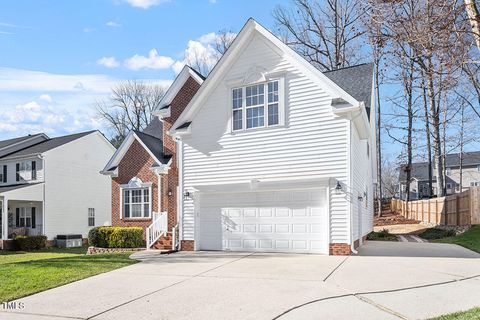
16,207,34,228
123,188,150,218
446,167,452,176
232,79,281,131
16,160,36,181
88,208,95,227
0,165,6,183
470,181,480,187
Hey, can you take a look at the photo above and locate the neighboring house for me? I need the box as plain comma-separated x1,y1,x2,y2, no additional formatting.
101,65,204,249
0,131,115,249
398,151,480,200
166,19,376,255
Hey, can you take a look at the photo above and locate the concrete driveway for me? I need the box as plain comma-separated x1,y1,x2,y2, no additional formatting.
1,241,479,320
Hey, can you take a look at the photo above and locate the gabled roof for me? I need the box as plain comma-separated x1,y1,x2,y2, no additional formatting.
399,162,431,182
0,131,96,159
445,151,480,167
152,65,204,119
170,18,372,136
324,63,374,119
133,130,171,164
0,133,47,150
101,129,171,174
142,117,163,140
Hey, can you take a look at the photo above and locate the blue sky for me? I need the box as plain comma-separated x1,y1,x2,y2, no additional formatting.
0,0,289,139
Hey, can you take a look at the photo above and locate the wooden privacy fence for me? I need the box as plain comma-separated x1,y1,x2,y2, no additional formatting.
391,187,480,226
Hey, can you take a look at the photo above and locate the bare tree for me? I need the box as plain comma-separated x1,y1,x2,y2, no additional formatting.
184,29,236,76
369,0,471,197
273,0,366,71
381,155,400,199
96,80,166,147
364,4,386,216
465,0,480,49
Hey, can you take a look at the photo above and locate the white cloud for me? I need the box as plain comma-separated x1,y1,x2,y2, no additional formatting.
122,0,170,9
39,94,52,103
83,27,95,33
209,0,218,4
106,21,121,28
0,67,173,140
173,31,236,75
97,56,120,68
124,49,174,70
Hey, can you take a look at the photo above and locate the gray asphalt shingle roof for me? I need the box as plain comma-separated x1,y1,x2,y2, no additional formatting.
134,130,171,165
324,63,374,119
0,133,46,150
399,162,431,182
445,151,480,167
0,131,95,159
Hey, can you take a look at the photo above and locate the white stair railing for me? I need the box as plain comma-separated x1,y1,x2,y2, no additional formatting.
146,211,167,249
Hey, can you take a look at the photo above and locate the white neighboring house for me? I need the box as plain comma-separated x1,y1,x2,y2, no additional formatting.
0,131,115,247
166,19,377,255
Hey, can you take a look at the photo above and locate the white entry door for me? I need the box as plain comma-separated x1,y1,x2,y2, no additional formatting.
198,188,329,254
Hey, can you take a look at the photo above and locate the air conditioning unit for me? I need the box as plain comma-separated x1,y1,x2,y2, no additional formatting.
56,234,82,248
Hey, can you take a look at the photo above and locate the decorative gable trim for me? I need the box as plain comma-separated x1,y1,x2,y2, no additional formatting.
152,65,204,119
170,18,362,136
101,131,165,176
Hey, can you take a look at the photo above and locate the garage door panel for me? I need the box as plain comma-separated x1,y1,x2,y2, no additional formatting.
199,189,328,254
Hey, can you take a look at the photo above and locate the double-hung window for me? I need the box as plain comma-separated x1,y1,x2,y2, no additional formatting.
16,207,35,228
232,79,281,131
0,165,6,183
123,188,150,219
16,161,36,181
88,208,95,227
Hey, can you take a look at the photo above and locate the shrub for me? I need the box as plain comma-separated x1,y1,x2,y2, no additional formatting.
419,228,456,240
14,235,47,250
367,229,397,241
88,226,143,248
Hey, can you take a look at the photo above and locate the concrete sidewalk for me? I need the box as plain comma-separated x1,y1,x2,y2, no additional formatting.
1,241,479,320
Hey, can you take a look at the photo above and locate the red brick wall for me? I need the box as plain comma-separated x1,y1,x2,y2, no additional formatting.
161,76,201,231
110,75,200,251
112,139,158,234
329,243,351,255
181,240,195,251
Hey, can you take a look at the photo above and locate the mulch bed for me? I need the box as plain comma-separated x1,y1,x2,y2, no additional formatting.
374,211,420,227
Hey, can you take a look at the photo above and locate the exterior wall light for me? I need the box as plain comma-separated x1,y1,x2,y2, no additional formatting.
335,181,342,193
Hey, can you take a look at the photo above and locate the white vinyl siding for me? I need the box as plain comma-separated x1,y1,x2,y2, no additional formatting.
181,34,350,243
351,124,374,241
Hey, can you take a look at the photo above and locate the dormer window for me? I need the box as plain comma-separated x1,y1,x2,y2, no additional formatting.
232,79,283,132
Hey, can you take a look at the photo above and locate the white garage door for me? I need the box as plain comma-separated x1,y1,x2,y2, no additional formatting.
198,188,328,254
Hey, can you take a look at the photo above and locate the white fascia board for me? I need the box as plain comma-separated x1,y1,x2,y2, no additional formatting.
101,131,135,173
333,103,370,139
152,65,204,119
102,131,165,173
171,19,360,136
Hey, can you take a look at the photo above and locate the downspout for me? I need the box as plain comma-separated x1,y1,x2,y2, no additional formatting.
40,154,46,238
350,109,363,255
177,139,184,249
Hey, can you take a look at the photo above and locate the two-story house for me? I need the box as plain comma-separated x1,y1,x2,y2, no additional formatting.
166,19,376,255
398,151,480,200
0,131,115,249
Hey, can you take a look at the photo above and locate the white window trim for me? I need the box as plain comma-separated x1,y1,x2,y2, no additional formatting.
119,178,153,220
230,77,285,133
88,208,95,227
17,207,32,228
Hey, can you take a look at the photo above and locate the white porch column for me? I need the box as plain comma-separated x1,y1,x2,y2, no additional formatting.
1,198,8,240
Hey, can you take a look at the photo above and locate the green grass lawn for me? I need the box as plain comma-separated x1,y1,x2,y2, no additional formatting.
430,307,480,320
429,225,480,253
0,246,138,302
